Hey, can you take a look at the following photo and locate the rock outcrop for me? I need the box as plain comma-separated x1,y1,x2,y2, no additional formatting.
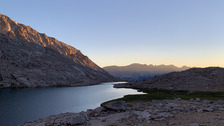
0,14,114,88
115,67,224,92
20,99,224,126
104,101,128,112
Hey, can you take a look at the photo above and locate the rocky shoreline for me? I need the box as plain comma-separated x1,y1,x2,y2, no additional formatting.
0,80,116,89
20,98,224,126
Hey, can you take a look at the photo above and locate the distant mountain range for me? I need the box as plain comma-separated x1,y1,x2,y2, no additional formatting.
0,13,114,88
104,63,190,81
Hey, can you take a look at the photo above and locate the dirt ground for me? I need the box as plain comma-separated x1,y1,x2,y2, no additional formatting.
146,111,224,126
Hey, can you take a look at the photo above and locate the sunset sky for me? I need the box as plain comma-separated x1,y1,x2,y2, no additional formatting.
1,0,224,67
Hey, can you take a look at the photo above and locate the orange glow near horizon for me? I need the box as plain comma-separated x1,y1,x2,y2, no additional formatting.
95,59,224,68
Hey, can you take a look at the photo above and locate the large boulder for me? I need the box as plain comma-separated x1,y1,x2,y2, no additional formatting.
104,101,128,111
66,114,86,125
89,107,106,117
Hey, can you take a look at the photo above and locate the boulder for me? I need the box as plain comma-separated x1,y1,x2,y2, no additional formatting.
69,114,86,125
202,107,213,112
189,123,199,126
133,110,151,120
52,114,86,126
196,98,200,102
104,101,128,111
89,107,105,117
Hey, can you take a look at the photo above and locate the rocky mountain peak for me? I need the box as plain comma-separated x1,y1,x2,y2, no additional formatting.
0,14,18,36
0,14,115,88
0,13,103,72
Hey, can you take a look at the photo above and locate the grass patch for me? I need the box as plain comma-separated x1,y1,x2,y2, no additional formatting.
101,88,224,106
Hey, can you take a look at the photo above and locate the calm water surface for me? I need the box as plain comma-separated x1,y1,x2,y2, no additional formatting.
0,82,143,126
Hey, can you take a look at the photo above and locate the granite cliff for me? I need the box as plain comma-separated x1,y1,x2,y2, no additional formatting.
0,14,114,88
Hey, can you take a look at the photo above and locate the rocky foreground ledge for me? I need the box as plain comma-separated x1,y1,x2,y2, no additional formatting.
21,99,224,126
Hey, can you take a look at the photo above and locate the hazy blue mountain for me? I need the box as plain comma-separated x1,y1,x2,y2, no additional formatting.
104,63,190,81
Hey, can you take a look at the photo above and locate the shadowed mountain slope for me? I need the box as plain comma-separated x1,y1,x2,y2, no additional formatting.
0,13,103,71
0,14,114,88
115,67,224,92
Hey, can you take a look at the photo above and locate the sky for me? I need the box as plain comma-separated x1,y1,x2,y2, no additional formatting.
1,0,224,67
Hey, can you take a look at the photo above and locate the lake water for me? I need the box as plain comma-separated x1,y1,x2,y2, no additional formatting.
0,82,143,126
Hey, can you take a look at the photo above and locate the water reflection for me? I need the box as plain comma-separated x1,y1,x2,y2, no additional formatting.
0,82,143,126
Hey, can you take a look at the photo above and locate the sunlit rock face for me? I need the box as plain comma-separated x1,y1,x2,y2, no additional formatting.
0,14,104,71
0,14,114,88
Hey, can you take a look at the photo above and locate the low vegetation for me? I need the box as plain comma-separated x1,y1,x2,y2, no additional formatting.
101,88,224,106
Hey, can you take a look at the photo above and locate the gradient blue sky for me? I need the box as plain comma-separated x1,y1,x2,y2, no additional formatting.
1,0,224,67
